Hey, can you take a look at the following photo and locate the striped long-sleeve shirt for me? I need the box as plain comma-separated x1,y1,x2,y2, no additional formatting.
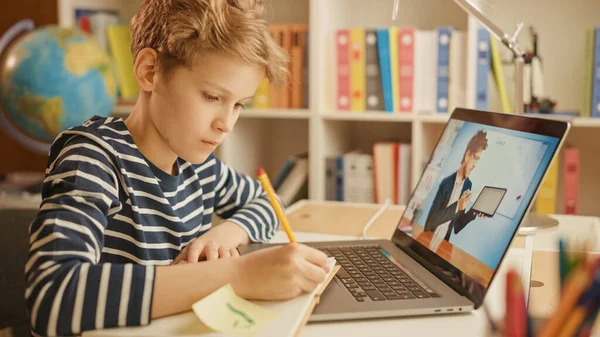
25,116,280,336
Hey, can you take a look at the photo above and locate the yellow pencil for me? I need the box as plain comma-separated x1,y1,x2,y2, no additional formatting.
256,168,297,243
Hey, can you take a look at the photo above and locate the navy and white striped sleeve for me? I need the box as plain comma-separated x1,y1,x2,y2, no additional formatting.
212,157,281,243
25,135,155,337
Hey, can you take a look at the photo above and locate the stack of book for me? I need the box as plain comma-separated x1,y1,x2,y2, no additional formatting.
251,24,310,110
334,26,484,114
324,142,411,205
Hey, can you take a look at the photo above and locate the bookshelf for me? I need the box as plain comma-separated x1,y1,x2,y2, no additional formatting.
60,0,600,217
112,108,311,120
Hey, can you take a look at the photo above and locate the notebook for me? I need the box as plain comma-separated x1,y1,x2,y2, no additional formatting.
83,259,339,337
253,259,339,337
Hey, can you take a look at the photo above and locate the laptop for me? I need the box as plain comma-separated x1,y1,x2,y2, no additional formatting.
239,108,570,321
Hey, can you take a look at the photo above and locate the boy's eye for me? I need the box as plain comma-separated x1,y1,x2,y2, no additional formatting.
203,93,219,102
235,103,247,109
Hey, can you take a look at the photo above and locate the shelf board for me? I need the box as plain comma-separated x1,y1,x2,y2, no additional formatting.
239,109,310,119
112,105,310,119
322,112,415,122
113,103,600,127
416,113,450,123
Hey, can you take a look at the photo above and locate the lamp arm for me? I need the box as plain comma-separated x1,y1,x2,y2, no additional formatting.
452,0,525,114
452,0,525,57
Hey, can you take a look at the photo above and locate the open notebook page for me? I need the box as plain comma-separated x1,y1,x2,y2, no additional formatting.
83,257,338,337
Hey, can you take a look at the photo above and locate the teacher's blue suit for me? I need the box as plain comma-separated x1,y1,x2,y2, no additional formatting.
424,171,477,241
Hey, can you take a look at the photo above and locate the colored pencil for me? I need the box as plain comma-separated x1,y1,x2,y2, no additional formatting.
537,260,597,337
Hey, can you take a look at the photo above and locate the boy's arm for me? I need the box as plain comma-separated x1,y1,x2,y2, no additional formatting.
26,136,154,337
212,156,281,243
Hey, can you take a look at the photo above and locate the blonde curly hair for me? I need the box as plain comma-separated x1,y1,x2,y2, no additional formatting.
130,0,289,85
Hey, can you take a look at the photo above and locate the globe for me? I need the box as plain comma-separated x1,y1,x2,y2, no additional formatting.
0,20,117,153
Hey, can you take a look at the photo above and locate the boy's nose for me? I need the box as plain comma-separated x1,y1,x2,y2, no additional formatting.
212,110,237,133
213,119,231,133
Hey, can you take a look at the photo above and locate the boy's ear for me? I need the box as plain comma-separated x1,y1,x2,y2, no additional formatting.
133,48,159,92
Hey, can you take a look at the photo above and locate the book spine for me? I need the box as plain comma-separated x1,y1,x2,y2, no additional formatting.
376,29,394,112
290,25,307,109
350,28,366,112
365,30,385,111
335,156,344,201
389,27,400,112
436,27,452,113
475,28,490,110
449,31,467,113
398,27,415,113
393,143,400,204
413,30,437,113
536,156,559,214
591,27,600,117
269,25,283,108
325,157,337,201
581,27,595,118
106,25,139,100
302,29,310,109
344,154,374,203
336,29,351,111
563,148,580,214
253,78,270,108
398,143,411,205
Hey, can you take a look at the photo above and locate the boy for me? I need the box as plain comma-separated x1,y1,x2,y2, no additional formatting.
25,1,329,336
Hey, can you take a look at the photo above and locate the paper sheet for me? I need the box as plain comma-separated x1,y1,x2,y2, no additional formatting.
192,257,337,337
192,284,279,337
253,257,337,337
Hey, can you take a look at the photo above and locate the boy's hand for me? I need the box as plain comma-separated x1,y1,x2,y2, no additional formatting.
172,221,250,264
231,243,331,301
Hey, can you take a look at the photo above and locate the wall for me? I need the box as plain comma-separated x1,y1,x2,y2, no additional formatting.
0,0,58,173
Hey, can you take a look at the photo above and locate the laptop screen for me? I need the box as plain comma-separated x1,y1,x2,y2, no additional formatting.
393,109,568,307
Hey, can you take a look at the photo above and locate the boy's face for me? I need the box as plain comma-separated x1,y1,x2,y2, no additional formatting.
148,53,264,164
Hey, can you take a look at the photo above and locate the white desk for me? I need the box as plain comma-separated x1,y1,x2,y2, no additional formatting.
85,230,527,337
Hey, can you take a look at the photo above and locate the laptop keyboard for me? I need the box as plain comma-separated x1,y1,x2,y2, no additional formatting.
318,245,441,302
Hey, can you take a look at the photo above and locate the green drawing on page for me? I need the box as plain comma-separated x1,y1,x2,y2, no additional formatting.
192,284,278,336
227,302,255,329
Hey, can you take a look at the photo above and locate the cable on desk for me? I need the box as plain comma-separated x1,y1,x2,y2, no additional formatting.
361,199,392,240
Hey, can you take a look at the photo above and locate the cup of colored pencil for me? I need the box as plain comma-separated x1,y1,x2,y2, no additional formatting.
489,238,600,337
